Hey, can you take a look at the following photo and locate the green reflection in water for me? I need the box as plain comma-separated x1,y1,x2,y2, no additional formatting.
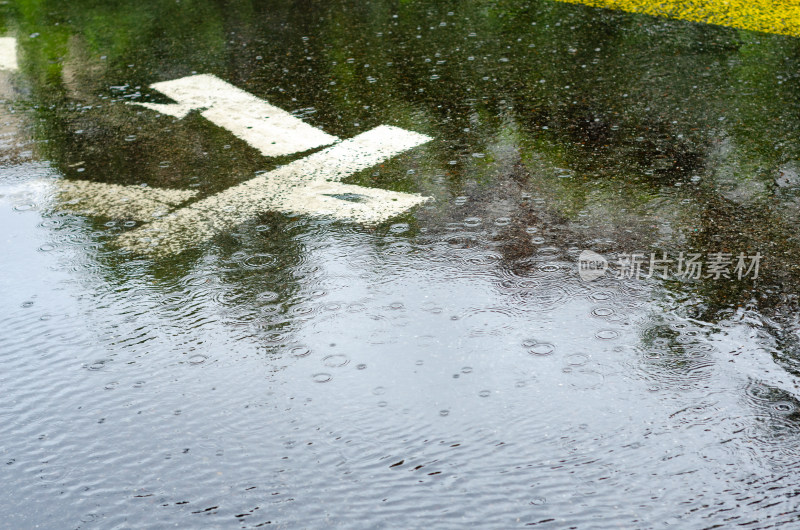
5,0,800,327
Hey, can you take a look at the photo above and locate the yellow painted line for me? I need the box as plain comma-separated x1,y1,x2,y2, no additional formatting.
554,0,800,37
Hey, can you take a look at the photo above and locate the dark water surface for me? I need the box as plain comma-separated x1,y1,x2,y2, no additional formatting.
3,1,800,528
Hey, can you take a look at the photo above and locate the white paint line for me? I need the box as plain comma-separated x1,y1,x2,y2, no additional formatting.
131,74,339,158
56,180,198,221
288,182,430,224
0,38,18,71
116,125,432,255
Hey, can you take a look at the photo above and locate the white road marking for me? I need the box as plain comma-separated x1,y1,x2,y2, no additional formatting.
116,125,432,255
0,38,17,71
56,180,198,221
131,74,339,158
53,74,433,255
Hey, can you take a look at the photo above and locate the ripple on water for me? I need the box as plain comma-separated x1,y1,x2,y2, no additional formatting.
187,354,209,365
445,234,478,249
38,218,63,229
255,290,280,303
421,301,443,314
566,353,590,366
241,253,278,270
263,331,290,344
742,415,800,460
595,329,620,340
537,263,563,274
322,354,349,368
565,367,606,389
591,307,615,318
588,290,617,303
180,272,220,290
494,272,542,292
635,344,715,389
512,284,569,312
460,306,524,337
289,345,312,358
157,292,196,314
210,288,247,307
290,304,318,318
527,343,555,356
772,401,797,414
675,334,699,345
537,246,561,259
460,251,503,267
85,359,112,371
312,373,332,383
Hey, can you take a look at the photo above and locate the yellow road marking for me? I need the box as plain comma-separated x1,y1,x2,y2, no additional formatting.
554,0,800,37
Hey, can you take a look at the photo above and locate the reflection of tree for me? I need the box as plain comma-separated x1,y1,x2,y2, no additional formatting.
8,2,800,499
10,0,800,327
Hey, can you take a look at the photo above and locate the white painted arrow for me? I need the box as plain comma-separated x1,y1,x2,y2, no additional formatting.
116,125,432,256
56,74,433,256
132,74,338,158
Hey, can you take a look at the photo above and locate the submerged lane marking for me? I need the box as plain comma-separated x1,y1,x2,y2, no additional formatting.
115,125,432,256
59,74,433,256
132,74,339,158
554,0,800,37
56,180,199,221
0,38,17,71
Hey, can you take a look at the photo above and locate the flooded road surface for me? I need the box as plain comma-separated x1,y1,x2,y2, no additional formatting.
4,1,800,527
